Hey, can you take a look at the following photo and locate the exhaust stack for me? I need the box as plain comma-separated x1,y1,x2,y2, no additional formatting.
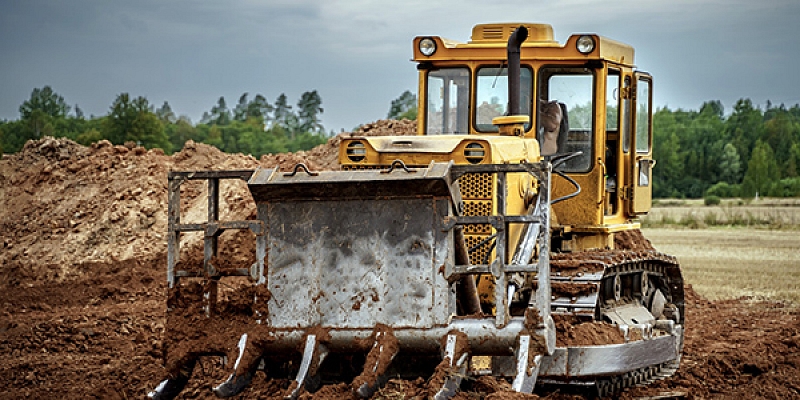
507,26,528,116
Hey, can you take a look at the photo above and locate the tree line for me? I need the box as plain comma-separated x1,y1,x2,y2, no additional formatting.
0,86,330,157
3,87,798,198
653,99,800,199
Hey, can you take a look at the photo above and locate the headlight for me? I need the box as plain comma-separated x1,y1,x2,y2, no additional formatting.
464,142,486,164
346,141,366,162
419,37,437,57
576,35,595,54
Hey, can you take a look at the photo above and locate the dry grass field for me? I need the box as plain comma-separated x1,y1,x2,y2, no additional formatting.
643,226,800,305
644,198,800,229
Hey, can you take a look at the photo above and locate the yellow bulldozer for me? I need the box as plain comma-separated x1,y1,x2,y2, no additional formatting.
150,23,683,399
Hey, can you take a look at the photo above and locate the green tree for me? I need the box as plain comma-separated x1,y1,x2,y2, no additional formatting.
233,93,250,122
156,101,177,124
0,120,29,153
725,99,763,165
18,86,72,139
76,128,103,146
652,107,684,197
205,124,223,149
74,104,84,119
787,143,800,178
761,108,797,171
167,117,198,153
247,94,273,124
297,90,324,134
19,86,70,120
233,93,273,125
210,96,231,125
387,90,418,120
718,143,741,184
273,93,293,128
741,140,780,198
104,93,169,150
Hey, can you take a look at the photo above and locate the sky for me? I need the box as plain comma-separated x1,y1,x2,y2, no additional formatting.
2,0,799,133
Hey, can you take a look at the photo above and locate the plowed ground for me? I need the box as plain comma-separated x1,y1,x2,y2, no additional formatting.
1,122,798,399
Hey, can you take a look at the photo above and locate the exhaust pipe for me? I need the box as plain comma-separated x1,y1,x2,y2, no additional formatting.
507,26,528,116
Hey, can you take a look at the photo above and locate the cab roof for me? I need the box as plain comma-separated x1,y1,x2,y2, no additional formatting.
413,22,635,66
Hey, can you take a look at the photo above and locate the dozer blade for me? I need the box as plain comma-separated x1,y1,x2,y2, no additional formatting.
154,161,555,399
247,162,461,332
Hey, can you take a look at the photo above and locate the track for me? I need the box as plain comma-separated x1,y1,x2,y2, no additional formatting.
543,248,685,397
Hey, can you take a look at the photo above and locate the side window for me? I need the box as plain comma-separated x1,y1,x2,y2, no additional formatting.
622,76,632,153
475,66,533,132
426,68,470,135
636,77,651,153
538,67,595,172
606,72,619,131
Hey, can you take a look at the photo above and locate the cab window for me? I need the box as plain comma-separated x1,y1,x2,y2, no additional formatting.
636,77,652,153
426,67,470,135
475,66,532,132
538,67,595,172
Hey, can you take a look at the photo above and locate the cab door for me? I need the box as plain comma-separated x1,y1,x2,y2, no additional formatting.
629,72,654,214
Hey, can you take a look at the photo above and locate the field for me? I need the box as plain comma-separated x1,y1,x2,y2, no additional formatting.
644,198,800,229
644,227,800,305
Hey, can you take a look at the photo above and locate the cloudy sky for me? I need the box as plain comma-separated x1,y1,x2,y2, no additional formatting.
1,0,799,132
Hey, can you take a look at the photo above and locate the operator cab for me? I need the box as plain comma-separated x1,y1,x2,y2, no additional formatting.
413,23,655,248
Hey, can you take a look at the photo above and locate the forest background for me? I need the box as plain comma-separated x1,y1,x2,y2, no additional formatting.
2,86,799,199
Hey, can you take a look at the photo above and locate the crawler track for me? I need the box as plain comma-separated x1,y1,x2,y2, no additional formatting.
544,249,684,396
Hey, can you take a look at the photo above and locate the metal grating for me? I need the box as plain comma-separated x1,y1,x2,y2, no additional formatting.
464,234,491,265
459,173,493,199
459,173,494,264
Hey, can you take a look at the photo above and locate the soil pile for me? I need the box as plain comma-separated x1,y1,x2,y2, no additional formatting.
1,121,798,399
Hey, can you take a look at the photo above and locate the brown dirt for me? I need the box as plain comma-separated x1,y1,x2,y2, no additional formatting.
1,123,799,399
553,314,625,347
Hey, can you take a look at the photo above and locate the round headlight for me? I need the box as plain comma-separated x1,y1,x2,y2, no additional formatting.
346,141,366,162
576,35,595,54
419,37,437,57
464,142,486,164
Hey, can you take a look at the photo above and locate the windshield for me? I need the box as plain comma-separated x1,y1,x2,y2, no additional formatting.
475,66,532,132
425,67,470,135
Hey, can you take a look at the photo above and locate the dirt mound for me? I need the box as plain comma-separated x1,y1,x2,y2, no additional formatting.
265,118,417,171
1,121,799,399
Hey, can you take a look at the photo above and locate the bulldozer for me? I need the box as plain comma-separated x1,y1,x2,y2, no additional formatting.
150,23,683,399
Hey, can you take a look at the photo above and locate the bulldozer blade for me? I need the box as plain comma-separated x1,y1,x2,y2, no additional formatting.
285,334,329,400
352,326,400,398
511,335,542,393
213,333,260,398
147,358,196,400
431,333,470,400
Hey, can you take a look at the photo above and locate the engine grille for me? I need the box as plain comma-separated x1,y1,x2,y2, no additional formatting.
459,173,494,265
